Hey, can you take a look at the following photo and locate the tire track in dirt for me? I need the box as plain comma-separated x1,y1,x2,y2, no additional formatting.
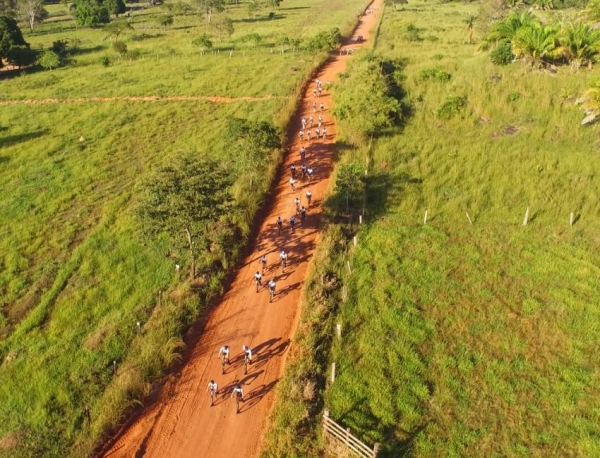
101,3,382,457
0,95,285,106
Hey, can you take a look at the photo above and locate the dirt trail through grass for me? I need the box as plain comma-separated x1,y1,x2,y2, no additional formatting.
0,95,285,106
101,3,382,457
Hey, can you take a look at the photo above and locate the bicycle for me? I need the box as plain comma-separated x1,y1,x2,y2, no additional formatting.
244,353,251,374
220,354,228,374
209,386,217,406
269,285,275,302
255,276,262,293
234,391,243,414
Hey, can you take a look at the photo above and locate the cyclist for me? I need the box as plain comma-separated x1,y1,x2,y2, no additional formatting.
307,129,311,142
322,127,327,139
260,254,267,273
254,270,262,292
207,380,218,405
312,102,317,113
268,279,276,301
307,167,314,180
299,130,303,142
301,117,306,129
300,206,307,225
320,103,325,112
315,127,320,139
280,250,288,269
308,115,313,128
306,190,312,207
218,345,230,364
294,197,301,212
290,163,296,178
318,115,323,124
300,164,307,179
242,345,253,365
289,215,296,232
277,216,283,234
231,385,244,412
300,146,306,161
289,177,296,191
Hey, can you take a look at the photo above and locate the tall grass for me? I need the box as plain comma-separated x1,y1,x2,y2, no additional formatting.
267,0,600,456
0,0,370,455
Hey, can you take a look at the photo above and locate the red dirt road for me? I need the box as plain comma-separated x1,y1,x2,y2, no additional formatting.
103,4,382,458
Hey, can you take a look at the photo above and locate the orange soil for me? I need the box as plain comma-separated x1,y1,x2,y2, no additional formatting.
102,3,382,457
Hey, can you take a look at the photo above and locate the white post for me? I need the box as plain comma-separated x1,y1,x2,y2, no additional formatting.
331,363,336,382
359,214,363,225
523,207,530,226
465,211,473,225
569,212,574,226
342,285,347,302
353,236,357,246
346,261,351,273
424,210,428,225
336,323,342,339
137,321,141,335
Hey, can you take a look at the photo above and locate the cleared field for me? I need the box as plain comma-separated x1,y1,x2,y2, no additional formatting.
0,0,367,455
265,0,600,456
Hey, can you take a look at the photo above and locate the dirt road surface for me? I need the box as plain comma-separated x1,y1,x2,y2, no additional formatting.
102,3,382,457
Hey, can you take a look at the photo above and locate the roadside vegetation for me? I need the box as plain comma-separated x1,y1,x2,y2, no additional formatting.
267,0,600,456
0,0,369,456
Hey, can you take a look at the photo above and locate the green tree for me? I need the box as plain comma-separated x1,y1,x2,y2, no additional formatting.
157,14,173,28
333,53,403,145
37,49,61,69
333,163,365,213
104,0,125,17
209,15,233,41
137,156,233,279
225,117,280,187
0,15,27,68
74,0,110,27
103,19,133,41
482,11,538,46
192,33,213,53
306,27,341,53
247,0,261,18
112,40,127,55
560,22,600,70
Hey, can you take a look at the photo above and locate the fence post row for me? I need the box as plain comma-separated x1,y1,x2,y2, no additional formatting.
323,410,380,457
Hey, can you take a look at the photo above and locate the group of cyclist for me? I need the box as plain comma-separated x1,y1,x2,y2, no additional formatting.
209,344,254,412
207,78,330,415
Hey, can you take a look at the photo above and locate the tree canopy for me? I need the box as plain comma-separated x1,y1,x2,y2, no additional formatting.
0,15,27,67
137,156,233,278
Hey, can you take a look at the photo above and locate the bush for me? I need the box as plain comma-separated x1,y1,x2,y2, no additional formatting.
112,40,127,56
418,68,451,82
405,23,422,41
100,55,111,66
37,50,61,70
306,27,341,53
157,14,173,28
507,91,521,102
437,95,467,119
192,34,213,50
490,42,513,66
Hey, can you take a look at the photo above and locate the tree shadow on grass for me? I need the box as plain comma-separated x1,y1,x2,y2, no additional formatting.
234,14,286,23
1,130,49,148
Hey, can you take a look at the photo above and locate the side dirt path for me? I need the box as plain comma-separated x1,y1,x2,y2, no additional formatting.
0,95,284,106
102,3,382,457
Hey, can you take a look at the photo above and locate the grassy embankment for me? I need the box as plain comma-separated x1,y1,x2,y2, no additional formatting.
265,0,600,456
0,0,368,455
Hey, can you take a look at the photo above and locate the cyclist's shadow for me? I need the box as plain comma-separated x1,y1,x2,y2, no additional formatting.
238,379,279,413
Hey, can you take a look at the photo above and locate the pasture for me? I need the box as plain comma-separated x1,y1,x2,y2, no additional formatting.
0,0,367,455
266,0,600,456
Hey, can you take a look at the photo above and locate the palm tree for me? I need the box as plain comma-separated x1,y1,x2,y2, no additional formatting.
464,14,477,44
483,11,539,45
560,22,600,69
512,22,561,66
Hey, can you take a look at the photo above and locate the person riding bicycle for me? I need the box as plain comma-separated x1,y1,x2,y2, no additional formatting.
300,206,307,224
218,345,230,363
207,380,218,396
289,215,296,231
279,250,288,267
268,279,276,300
290,163,296,178
254,271,262,291
294,197,300,211
301,164,307,179
260,255,267,272
300,146,306,161
242,345,253,365
306,190,312,206
231,385,244,401
277,216,283,234
307,167,314,180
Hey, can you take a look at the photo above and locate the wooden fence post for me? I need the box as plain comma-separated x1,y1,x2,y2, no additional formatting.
336,323,342,339
424,210,428,225
137,321,142,335
346,261,352,273
331,363,336,382
359,214,363,225
353,236,357,247
113,360,117,375
569,212,574,226
523,207,530,226
373,443,380,457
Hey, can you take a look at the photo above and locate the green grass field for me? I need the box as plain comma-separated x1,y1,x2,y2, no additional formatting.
0,0,368,455
266,0,600,456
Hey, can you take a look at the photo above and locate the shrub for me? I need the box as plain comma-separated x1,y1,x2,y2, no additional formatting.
437,95,467,119
112,40,127,56
100,55,111,66
405,23,423,42
507,91,521,102
192,34,213,50
490,42,514,66
37,50,61,70
418,68,451,82
157,14,174,28
306,27,341,53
